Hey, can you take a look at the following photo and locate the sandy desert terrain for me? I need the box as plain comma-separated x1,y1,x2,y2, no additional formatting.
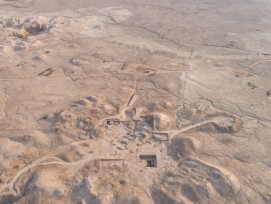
0,0,271,203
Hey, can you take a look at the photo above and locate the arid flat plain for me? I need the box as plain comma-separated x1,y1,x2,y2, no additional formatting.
0,0,271,203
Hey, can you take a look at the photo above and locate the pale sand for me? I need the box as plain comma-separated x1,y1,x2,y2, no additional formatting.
0,0,271,203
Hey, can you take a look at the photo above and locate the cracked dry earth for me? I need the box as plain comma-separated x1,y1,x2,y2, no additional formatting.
0,0,271,204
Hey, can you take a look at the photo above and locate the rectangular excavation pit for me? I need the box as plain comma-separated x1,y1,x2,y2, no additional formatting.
105,118,120,126
140,155,157,168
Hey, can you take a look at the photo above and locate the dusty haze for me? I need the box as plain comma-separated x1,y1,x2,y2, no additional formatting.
0,0,271,203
